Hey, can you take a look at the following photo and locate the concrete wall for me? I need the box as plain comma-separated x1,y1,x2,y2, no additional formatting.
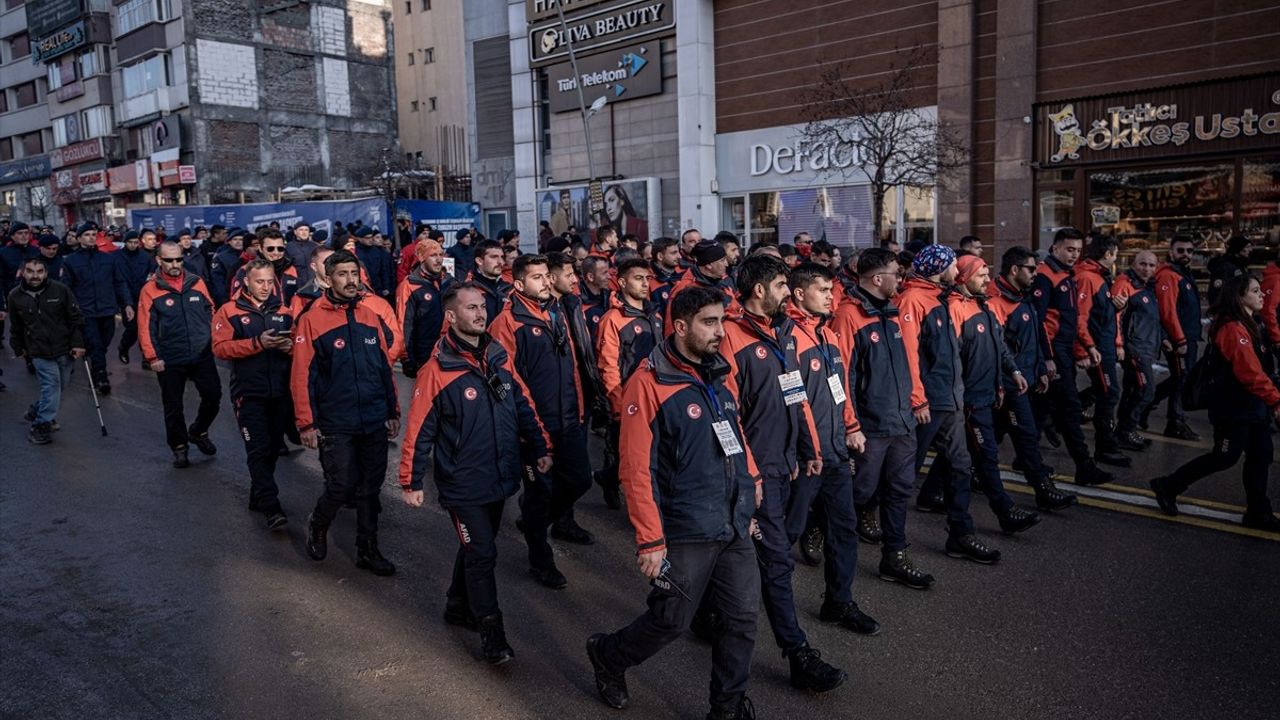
392,0,469,171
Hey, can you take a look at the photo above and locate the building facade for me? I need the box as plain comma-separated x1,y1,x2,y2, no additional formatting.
391,0,468,180
1,0,397,231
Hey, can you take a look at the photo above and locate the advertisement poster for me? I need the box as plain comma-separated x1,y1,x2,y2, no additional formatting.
130,199,481,238
537,178,657,242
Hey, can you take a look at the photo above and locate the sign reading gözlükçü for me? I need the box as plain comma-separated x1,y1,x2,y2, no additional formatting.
1035,73,1280,167
546,42,661,112
528,0,674,68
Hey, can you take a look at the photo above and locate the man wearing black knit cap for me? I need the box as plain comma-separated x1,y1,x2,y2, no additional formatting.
62,221,133,394
664,240,742,330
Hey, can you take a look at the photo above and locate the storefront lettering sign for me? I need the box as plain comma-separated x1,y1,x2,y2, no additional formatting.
32,21,87,63
1035,74,1280,166
49,138,104,169
546,42,661,112
528,0,675,68
750,138,861,177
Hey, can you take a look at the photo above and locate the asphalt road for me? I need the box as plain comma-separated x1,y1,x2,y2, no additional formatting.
2,355,1278,720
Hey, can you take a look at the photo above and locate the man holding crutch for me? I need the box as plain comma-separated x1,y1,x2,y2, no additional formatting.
7,256,86,444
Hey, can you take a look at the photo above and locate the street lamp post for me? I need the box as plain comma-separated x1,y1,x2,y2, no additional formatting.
553,1,605,218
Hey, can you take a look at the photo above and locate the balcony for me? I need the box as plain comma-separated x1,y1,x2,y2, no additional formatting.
119,84,189,124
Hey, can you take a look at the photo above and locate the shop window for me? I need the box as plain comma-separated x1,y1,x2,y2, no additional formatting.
878,188,899,246
1240,156,1280,252
14,81,37,108
721,197,746,240
1039,189,1075,249
902,186,935,246
1088,164,1234,253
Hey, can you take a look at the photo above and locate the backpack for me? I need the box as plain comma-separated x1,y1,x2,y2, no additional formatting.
1180,341,1226,412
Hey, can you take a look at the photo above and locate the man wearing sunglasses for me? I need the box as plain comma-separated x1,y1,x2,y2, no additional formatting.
230,230,299,306
138,242,222,469
1150,237,1203,440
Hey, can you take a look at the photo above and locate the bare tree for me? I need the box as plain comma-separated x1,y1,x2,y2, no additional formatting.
22,179,58,228
797,44,969,245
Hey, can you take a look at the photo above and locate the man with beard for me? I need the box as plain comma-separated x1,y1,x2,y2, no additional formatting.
231,230,299,306
62,221,133,394
784,262,878,634
400,283,551,665
115,229,157,365
578,255,613,343
585,287,761,720
490,254,595,589
29,233,66,281
138,242,221,468
666,240,741,329
713,254,843,694
594,258,663,509
397,237,454,378
647,236,683,323
1150,236,1204,440
7,257,85,444
293,250,403,576
1074,235,1130,468
467,239,512,327
213,259,295,529
546,251,609,438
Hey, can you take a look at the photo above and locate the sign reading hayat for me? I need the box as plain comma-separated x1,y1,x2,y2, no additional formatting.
1035,73,1280,166
526,0,612,23
528,0,675,68
546,42,661,112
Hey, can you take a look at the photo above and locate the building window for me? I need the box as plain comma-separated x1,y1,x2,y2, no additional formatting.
0,89,7,113
9,32,29,59
81,106,114,139
0,138,12,162
414,150,423,166
51,114,82,147
122,53,170,98
423,47,434,64
406,52,414,66
80,48,107,78
14,81,37,108
421,0,430,9
404,0,411,12
117,0,172,36
2,190,14,207
18,131,43,156
428,96,437,112
5,0,27,11
410,100,419,112
47,56,77,91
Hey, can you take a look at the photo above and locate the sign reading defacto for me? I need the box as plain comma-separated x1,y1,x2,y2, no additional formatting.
1035,73,1280,166
26,0,84,39
528,0,675,68
526,0,612,23
32,20,87,63
546,42,661,113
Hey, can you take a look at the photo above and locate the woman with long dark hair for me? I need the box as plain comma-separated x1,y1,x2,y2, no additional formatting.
1151,273,1280,531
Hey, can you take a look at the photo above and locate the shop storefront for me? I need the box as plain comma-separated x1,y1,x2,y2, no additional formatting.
49,137,118,228
714,118,936,249
1033,73,1280,262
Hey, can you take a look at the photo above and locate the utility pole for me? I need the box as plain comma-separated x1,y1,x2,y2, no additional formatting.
553,1,601,218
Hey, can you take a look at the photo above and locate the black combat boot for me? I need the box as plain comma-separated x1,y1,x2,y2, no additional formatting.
879,549,935,590
356,539,396,576
586,634,629,709
478,612,514,665
997,506,1041,534
305,514,328,560
788,644,846,692
172,445,190,469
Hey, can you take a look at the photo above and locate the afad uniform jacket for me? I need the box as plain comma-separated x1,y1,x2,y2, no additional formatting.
720,310,821,478
490,290,585,435
945,289,1020,409
1073,258,1122,361
395,268,454,374
618,340,760,555
829,286,918,438
595,295,663,414
290,291,403,435
1262,262,1280,346
1111,269,1164,365
1207,320,1280,425
289,278,324,320
664,265,741,331
787,305,859,464
1154,261,1203,347
467,271,513,327
647,262,682,321
137,272,215,366
895,277,963,413
399,333,550,508
987,276,1048,388
211,291,294,401
1030,255,1079,361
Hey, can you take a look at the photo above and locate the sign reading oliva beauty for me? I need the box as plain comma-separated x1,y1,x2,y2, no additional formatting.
528,0,675,68
1035,73,1280,166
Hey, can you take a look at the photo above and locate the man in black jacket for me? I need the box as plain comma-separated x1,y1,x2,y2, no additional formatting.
7,257,86,444
400,283,551,665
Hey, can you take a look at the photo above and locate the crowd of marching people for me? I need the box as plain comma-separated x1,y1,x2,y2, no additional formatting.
2,215,1278,719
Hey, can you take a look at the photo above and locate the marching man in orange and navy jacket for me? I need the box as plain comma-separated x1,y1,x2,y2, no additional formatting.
715,254,848,695
922,254,1041,536
585,286,763,718
292,249,403,577
1150,236,1204,440
490,253,594,590
396,236,453,379
399,283,551,666
782,262,879,637
593,257,662,510
138,241,221,470
212,258,295,531
1074,234,1131,468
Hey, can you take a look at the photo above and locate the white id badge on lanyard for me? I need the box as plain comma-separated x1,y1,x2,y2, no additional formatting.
712,420,743,456
778,370,806,406
827,373,847,404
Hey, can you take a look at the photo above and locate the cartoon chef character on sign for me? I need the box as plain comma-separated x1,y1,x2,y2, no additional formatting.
1048,104,1085,162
